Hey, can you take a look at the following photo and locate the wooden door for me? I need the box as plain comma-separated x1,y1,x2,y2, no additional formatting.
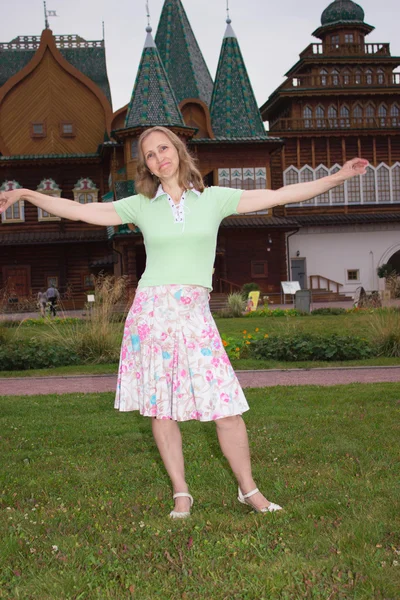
3,266,31,297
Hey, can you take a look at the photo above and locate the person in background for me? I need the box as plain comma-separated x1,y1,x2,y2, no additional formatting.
46,285,60,317
37,290,47,318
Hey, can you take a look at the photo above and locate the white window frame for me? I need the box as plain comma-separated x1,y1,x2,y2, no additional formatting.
0,181,24,223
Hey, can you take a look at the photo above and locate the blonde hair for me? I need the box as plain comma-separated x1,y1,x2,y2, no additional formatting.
135,126,205,198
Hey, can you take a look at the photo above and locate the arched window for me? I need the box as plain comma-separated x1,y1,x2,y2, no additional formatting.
331,68,339,86
320,69,328,86
353,104,363,125
343,69,350,85
377,68,385,84
347,173,361,203
0,181,24,222
377,164,390,203
315,165,330,204
300,166,315,205
365,69,373,85
392,163,400,202
390,104,399,127
230,168,242,189
303,106,313,129
365,103,375,125
378,104,387,127
330,165,345,203
36,178,61,221
73,178,99,204
340,105,350,128
316,105,325,128
355,69,362,84
284,166,300,186
328,105,338,128
362,166,376,203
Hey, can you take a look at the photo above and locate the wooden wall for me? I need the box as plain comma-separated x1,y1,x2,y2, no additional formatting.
1,49,107,156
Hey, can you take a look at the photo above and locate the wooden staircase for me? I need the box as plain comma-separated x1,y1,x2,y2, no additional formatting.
209,293,229,312
309,275,353,303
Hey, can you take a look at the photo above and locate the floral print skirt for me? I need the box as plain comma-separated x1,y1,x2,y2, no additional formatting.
114,284,250,421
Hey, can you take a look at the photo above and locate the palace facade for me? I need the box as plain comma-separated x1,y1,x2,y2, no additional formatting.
0,0,399,308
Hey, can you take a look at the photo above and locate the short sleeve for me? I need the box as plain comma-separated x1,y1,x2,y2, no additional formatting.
112,194,141,225
212,186,243,220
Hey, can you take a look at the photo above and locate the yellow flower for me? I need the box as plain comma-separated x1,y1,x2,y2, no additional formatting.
235,347,240,352
242,330,247,334
255,328,259,332
264,334,269,338
247,334,252,339
245,341,250,345
222,340,228,347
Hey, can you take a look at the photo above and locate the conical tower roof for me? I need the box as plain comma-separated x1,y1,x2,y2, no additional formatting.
210,20,266,139
155,0,213,106
124,27,184,129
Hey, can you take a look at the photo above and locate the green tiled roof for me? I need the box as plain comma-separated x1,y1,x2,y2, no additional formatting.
0,153,100,161
0,36,112,105
155,0,213,106
210,21,266,139
124,29,184,129
321,0,365,25
189,136,281,144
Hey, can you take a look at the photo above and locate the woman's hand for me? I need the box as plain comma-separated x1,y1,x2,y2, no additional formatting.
336,158,369,182
0,189,24,215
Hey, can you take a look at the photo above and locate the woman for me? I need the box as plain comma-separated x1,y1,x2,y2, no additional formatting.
0,127,368,519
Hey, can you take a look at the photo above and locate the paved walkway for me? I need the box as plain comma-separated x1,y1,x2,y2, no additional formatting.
1,366,400,396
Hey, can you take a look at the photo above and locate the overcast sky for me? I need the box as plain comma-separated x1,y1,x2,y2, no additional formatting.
1,0,399,113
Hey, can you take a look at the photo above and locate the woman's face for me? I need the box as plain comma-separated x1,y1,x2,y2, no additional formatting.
142,131,180,182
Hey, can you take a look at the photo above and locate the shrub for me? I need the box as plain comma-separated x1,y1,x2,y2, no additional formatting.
245,308,307,318
370,310,400,357
377,263,396,278
248,333,374,362
240,282,260,300
311,307,347,316
0,340,80,370
226,293,246,318
0,326,12,345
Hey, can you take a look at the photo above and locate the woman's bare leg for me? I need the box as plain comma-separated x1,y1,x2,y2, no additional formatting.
215,415,274,510
151,418,191,513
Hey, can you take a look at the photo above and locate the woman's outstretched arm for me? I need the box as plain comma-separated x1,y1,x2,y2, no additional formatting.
0,188,123,226
236,157,368,214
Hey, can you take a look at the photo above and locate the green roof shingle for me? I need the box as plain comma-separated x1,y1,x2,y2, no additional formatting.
210,21,266,139
124,29,185,129
0,35,112,105
155,0,213,105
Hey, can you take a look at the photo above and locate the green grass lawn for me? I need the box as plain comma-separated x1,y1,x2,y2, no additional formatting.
1,384,399,599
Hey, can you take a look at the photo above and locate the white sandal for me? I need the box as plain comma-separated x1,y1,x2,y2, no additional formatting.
238,487,282,513
169,492,194,519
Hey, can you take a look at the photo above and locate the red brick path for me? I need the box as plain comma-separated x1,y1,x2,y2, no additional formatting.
1,367,400,396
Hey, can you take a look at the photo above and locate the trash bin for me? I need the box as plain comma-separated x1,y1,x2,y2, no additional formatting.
295,289,311,313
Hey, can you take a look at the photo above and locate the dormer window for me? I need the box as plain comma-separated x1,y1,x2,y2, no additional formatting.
344,34,354,43
60,122,75,137
30,122,46,138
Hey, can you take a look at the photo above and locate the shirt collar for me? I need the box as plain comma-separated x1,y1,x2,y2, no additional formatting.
150,183,201,203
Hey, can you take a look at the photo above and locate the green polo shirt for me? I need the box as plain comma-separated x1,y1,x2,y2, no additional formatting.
112,186,243,291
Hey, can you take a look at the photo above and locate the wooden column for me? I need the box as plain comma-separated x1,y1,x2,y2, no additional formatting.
326,138,331,167
357,137,362,158
388,137,392,165
311,138,316,169
341,137,346,164
372,137,377,166
297,138,301,169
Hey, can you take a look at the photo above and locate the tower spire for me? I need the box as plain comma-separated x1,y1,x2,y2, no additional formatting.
210,11,266,138
155,0,213,105
124,10,184,129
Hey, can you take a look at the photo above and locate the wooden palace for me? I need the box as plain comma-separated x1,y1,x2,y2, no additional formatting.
0,0,399,308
